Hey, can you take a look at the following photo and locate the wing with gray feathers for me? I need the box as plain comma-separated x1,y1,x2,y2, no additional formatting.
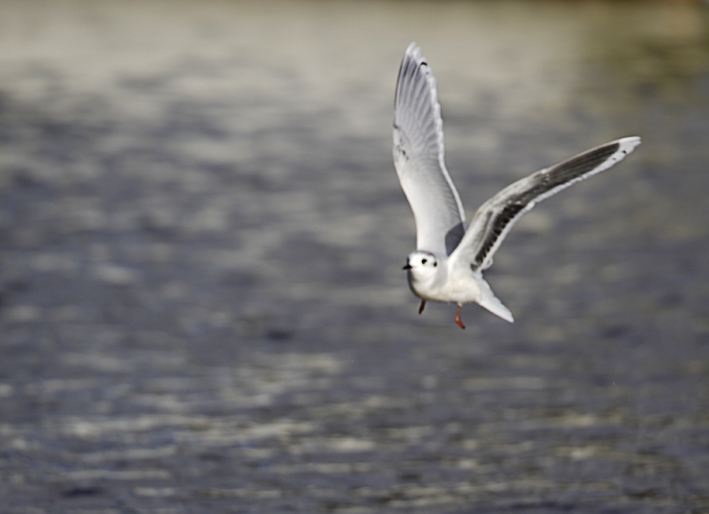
393,43,466,256
451,137,641,271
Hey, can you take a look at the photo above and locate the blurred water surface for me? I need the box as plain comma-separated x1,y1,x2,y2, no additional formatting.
0,1,708,513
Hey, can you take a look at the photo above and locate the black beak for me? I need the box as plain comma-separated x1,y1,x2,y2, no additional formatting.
402,263,412,270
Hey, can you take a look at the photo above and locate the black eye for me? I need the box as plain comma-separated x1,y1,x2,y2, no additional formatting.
433,262,437,267
421,258,427,264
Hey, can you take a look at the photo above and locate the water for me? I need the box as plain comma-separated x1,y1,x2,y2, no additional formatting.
0,1,708,512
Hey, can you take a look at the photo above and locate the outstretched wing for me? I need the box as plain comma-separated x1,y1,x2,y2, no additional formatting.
450,137,641,271
393,43,466,257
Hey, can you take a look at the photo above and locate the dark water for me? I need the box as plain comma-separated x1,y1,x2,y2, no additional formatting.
1,1,708,512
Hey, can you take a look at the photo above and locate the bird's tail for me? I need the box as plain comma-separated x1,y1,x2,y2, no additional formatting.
476,276,514,323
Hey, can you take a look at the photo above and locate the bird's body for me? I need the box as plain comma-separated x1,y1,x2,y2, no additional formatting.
405,252,471,303
393,43,641,328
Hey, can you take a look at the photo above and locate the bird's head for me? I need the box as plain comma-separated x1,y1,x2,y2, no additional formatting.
403,250,439,279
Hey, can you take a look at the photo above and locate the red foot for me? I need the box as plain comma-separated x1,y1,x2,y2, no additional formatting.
455,305,466,329
418,300,426,315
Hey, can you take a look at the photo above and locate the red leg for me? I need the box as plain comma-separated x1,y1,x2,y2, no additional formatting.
418,300,426,314
455,305,465,329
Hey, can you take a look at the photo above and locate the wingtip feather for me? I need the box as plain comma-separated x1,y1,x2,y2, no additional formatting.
406,42,421,58
617,136,641,155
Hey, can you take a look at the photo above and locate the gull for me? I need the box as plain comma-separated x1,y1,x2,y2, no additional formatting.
393,43,640,329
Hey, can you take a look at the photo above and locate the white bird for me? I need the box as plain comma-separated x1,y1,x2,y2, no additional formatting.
393,43,640,329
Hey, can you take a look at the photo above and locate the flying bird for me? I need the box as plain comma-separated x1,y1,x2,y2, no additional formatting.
393,43,640,328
